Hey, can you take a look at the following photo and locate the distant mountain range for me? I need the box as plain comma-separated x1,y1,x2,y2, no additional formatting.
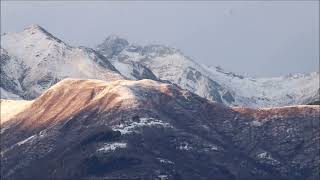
1,78,319,179
1,25,319,180
96,35,319,107
1,25,318,107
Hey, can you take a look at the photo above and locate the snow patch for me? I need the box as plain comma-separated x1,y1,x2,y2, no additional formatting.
1,130,50,157
158,175,169,180
208,144,218,151
112,117,171,135
178,142,192,151
17,135,36,146
157,158,174,165
97,142,127,152
257,152,280,165
251,120,263,127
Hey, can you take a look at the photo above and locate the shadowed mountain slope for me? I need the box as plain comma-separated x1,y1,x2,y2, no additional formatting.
1,78,319,180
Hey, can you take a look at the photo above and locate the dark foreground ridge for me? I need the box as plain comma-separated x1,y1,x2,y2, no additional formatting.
1,78,319,180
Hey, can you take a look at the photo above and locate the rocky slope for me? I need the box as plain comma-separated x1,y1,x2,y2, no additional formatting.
0,25,124,99
1,78,319,180
96,36,319,108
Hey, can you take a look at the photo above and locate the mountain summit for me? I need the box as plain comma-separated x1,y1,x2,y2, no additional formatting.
1,25,124,99
96,34,129,58
22,24,64,43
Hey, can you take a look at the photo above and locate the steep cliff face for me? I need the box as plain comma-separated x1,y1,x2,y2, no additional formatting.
1,79,319,180
0,25,124,99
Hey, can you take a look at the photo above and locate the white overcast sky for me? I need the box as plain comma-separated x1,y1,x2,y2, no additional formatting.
1,1,319,77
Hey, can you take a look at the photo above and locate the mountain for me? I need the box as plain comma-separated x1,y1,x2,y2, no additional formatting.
1,25,318,107
96,36,319,108
0,25,124,99
1,78,319,180
96,36,159,81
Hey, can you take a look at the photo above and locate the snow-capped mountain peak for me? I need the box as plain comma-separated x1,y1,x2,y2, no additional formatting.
21,24,67,47
96,34,129,58
1,25,124,99
23,24,51,34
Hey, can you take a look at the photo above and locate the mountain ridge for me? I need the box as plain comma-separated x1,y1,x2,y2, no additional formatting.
1,24,318,108
96,34,319,107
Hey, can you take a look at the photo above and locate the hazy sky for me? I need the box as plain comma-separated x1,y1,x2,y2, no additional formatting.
1,1,319,77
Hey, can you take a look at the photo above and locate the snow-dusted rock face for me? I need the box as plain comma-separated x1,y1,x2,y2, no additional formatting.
204,66,319,107
1,78,319,180
0,48,24,99
112,60,158,80
97,36,159,81
96,36,319,107
1,25,124,99
96,35,129,59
